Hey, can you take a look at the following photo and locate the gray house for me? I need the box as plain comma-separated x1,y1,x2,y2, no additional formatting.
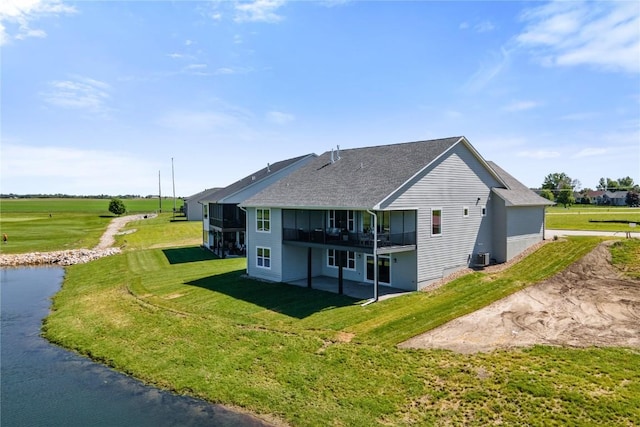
603,191,628,206
200,154,316,256
241,136,553,295
184,188,222,221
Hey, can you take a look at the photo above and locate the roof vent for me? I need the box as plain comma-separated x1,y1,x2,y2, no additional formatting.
336,145,341,160
330,149,335,164
252,175,256,181
267,163,271,172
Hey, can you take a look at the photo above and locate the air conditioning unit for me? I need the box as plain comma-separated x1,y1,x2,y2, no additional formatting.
477,252,490,267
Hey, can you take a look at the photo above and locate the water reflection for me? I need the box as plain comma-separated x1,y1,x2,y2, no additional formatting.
1,267,270,427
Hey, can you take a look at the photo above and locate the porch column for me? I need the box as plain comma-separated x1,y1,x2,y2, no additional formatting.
307,247,312,288
338,251,344,295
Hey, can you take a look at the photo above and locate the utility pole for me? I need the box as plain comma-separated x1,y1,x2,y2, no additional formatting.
158,170,162,213
171,157,176,220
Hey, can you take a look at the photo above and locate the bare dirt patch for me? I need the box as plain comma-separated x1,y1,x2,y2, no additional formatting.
400,241,640,353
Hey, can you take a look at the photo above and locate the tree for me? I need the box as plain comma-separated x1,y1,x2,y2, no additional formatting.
542,173,572,192
540,189,555,202
108,198,126,216
556,188,575,208
618,176,634,190
626,191,639,207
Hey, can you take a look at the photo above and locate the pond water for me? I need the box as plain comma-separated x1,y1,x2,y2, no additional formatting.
1,267,270,427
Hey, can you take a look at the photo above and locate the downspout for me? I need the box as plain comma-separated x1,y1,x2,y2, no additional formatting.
362,210,378,306
238,206,248,274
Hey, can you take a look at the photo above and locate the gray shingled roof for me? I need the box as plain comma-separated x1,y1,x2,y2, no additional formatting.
199,154,314,203
487,161,555,206
242,137,465,209
188,187,222,204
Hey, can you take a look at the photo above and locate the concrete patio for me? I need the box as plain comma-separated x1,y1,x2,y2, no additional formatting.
287,276,412,302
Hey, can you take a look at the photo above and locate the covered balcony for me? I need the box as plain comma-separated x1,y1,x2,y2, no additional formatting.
282,209,416,253
209,203,246,230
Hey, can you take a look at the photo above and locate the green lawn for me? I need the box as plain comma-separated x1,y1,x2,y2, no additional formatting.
546,205,640,232
43,231,640,426
0,198,188,254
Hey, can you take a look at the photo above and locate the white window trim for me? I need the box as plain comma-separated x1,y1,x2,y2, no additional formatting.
256,208,271,233
327,249,356,270
463,206,469,218
256,246,271,269
431,207,443,236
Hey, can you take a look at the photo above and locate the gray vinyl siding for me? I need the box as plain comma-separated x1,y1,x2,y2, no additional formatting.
505,206,545,260
383,143,502,287
281,245,308,282
391,251,417,290
246,207,283,282
491,197,508,263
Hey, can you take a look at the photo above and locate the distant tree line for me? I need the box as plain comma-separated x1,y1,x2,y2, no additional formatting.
538,173,639,208
0,194,175,199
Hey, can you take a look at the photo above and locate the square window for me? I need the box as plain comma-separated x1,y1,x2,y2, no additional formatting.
257,246,271,269
463,207,469,218
256,208,271,232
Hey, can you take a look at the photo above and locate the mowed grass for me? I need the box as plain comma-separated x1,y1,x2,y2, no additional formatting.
546,205,640,232
44,230,640,426
0,198,185,254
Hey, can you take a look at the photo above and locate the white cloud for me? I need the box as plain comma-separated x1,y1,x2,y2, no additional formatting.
234,0,285,23
266,110,294,124
573,147,607,158
157,110,249,133
516,150,561,159
41,76,111,114
0,0,76,45
560,112,599,121
475,21,495,33
503,100,542,112
517,1,640,73
0,143,161,195
214,66,252,75
463,47,511,92
185,63,207,70
459,20,495,33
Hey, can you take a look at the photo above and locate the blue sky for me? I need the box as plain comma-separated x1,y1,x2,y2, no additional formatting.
1,0,639,196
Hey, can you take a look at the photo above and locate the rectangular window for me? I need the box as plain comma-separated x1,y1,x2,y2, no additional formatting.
328,210,355,231
431,208,442,236
327,249,356,270
481,206,487,217
463,207,469,218
256,208,270,232
256,246,271,269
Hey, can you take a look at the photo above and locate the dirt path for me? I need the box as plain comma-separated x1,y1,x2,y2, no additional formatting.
400,241,640,353
94,213,155,250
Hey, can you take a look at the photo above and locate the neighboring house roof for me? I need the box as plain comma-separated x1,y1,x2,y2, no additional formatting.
186,188,222,205
488,162,555,207
586,190,605,198
199,154,316,204
242,136,508,209
604,190,628,199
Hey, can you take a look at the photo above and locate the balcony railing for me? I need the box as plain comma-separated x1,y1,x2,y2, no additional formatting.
283,228,416,248
210,218,245,229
